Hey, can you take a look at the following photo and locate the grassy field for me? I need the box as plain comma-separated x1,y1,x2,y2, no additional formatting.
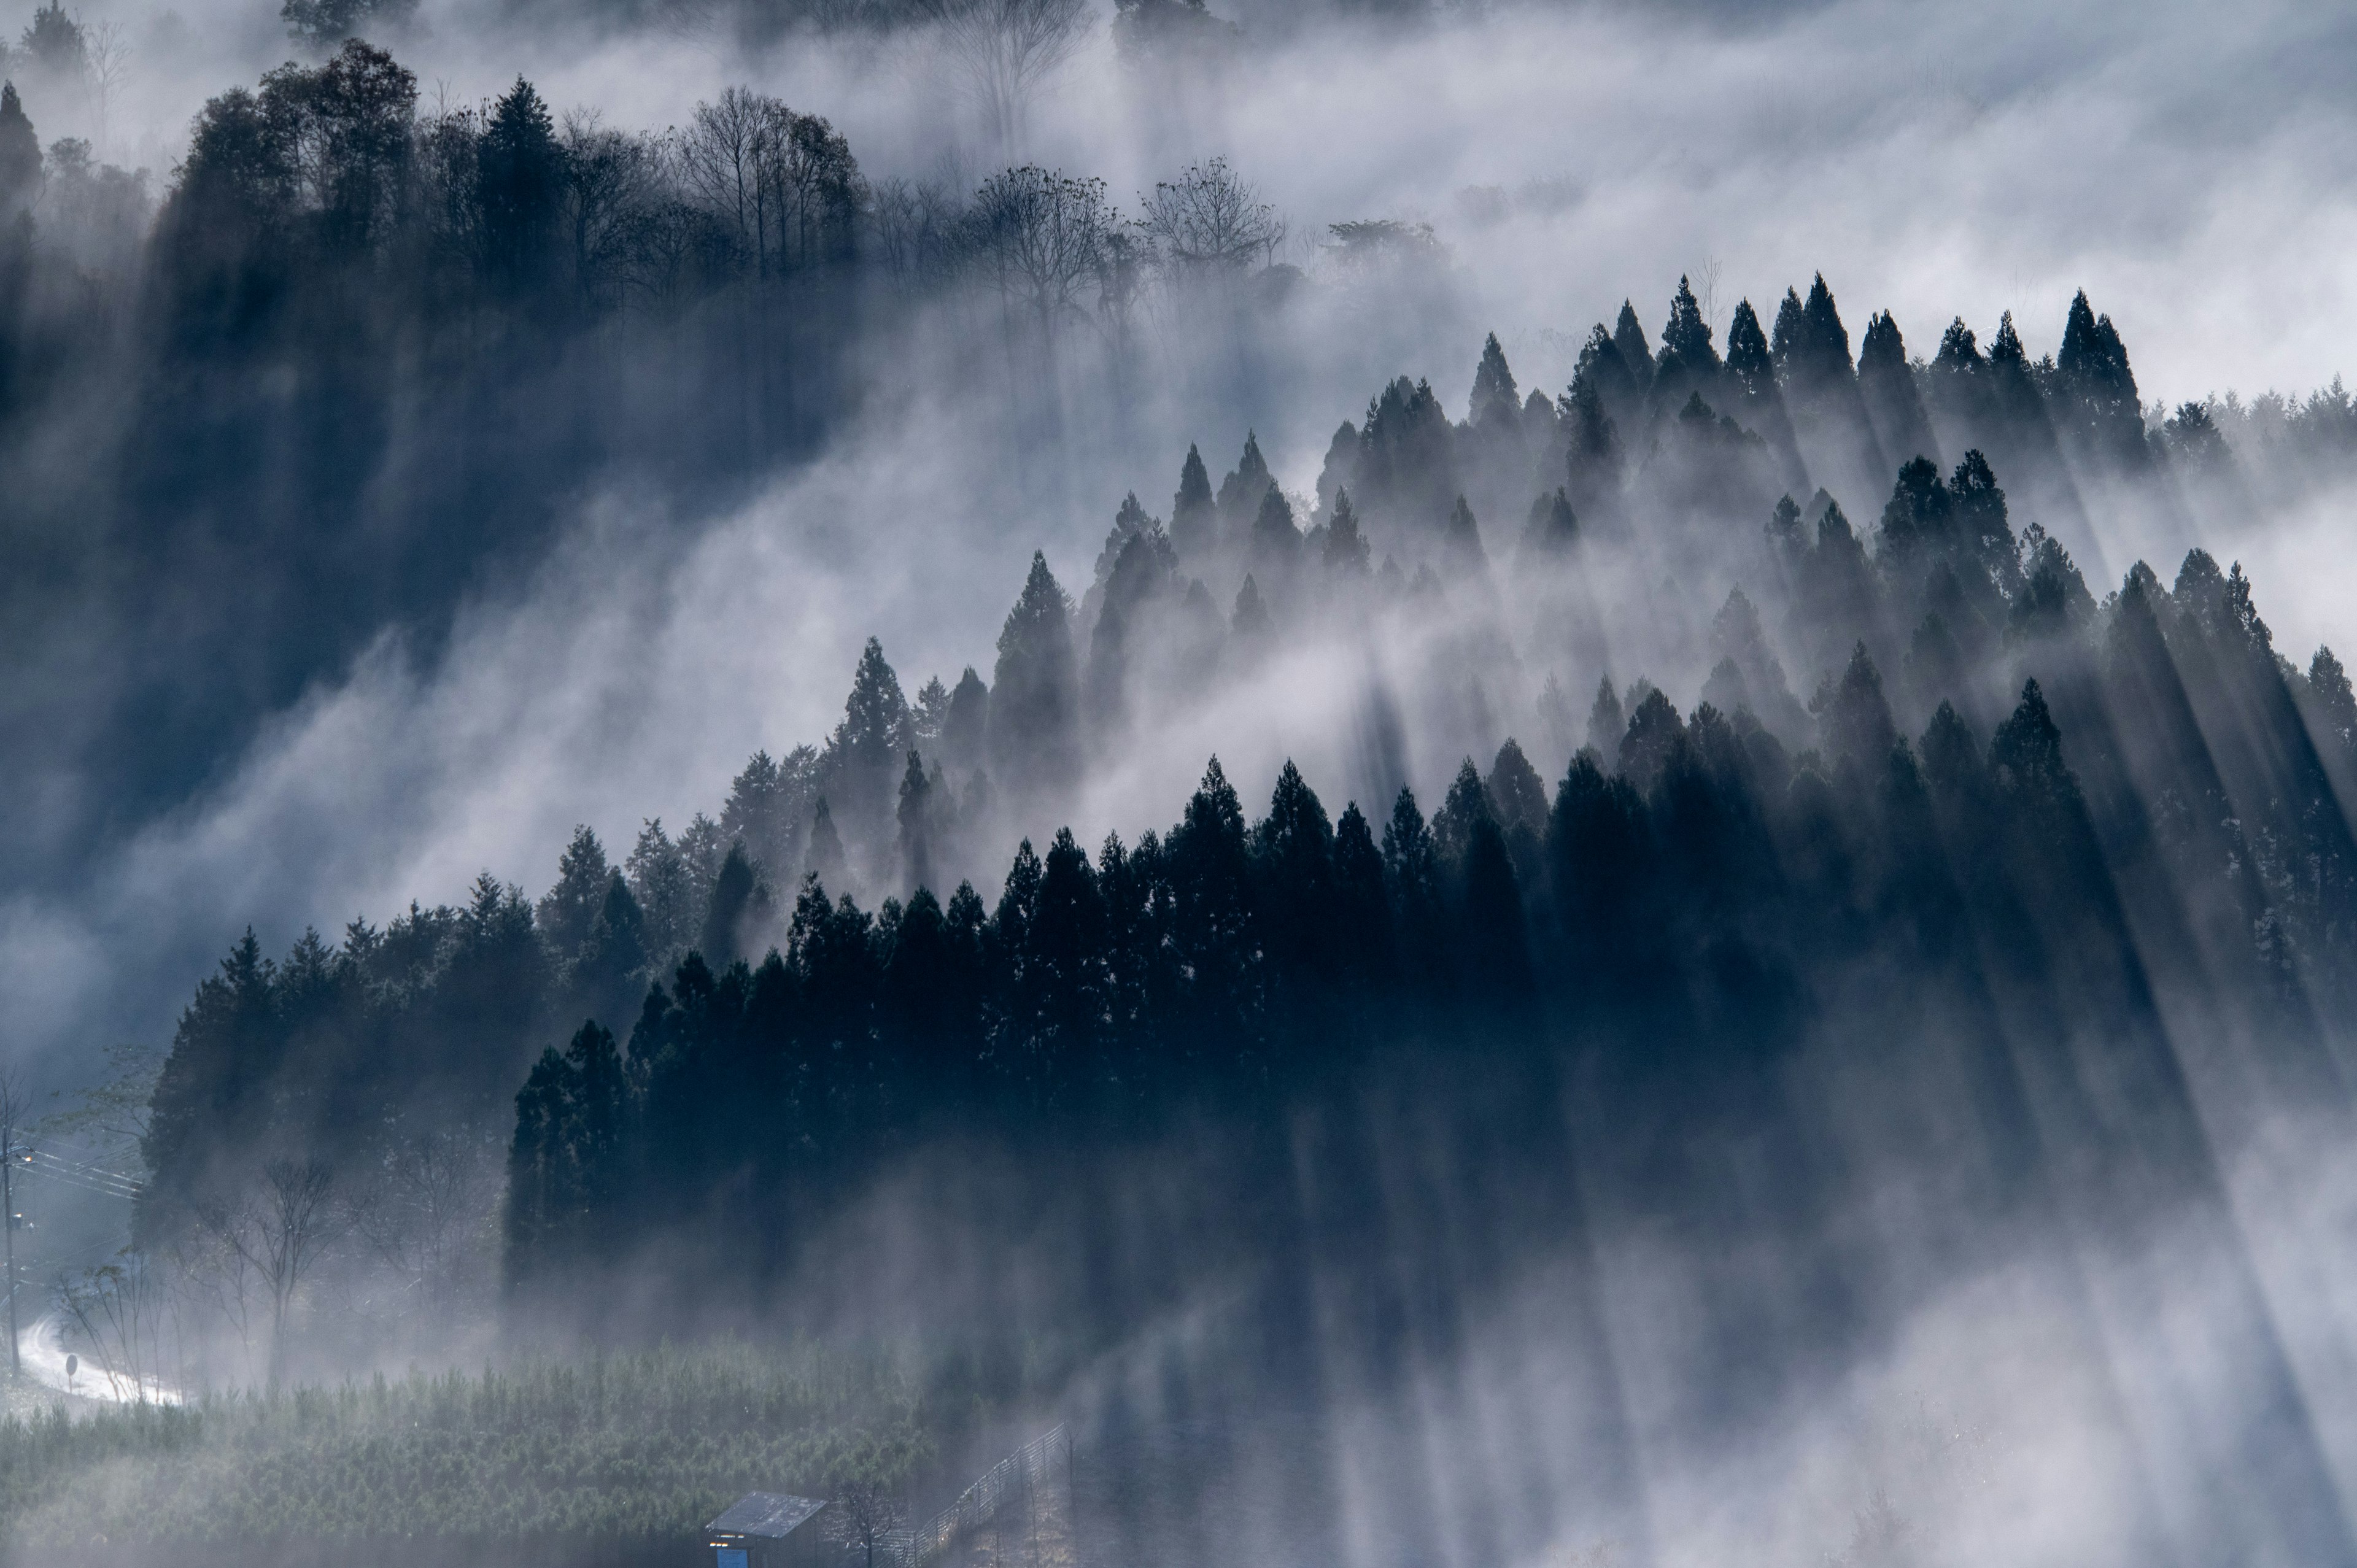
0,1340,932,1568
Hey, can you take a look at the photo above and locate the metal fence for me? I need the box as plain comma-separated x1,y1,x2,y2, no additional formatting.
893,1424,1072,1568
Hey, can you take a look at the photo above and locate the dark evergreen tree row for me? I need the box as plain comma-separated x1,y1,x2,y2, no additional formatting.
134,300,2357,1348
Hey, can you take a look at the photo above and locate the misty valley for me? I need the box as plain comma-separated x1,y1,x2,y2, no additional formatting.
4,2,2357,1567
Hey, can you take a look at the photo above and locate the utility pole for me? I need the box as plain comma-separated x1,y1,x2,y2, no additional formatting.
0,1068,22,1383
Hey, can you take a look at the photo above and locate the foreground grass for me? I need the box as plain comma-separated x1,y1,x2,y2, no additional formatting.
0,1339,929,1562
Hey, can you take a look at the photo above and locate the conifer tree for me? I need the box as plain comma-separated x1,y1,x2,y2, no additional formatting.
827,638,913,857
1470,331,1520,428
1324,489,1371,576
1431,758,1493,867
1231,574,1271,641
1573,323,1643,433
1216,430,1275,545
1442,495,1487,578
2056,288,2146,468
1652,275,1722,412
807,798,849,892
536,825,612,963
1255,760,1337,991
1171,442,1216,561
701,844,761,968
0,83,37,217
1167,758,1258,1056
942,667,991,774
1382,785,1447,999
1331,800,1391,994
1618,689,1685,793
1314,420,1362,520
897,750,935,894
1858,309,1938,471
1584,677,1625,759
1815,643,1898,773
1611,300,1653,398
989,552,1081,806
478,77,563,297
1517,488,1578,562
1250,485,1302,585
1485,739,1549,836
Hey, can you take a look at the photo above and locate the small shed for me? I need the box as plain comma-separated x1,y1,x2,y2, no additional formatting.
707,1491,835,1568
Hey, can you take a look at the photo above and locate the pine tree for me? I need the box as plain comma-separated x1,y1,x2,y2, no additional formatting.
1485,739,1549,835
1653,275,1721,411
1382,785,1447,999
1216,430,1275,545
989,552,1081,805
1171,442,1216,561
1232,575,1271,640
0,83,38,217
1858,309,1937,469
1618,689,1685,792
1442,495,1487,578
1584,676,1625,759
1431,758,1493,866
478,76,563,297
1770,287,1805,371
807,797,849,892
2056,288,2145,468
1547,751,1653,990
537,825,613,965
1517,488,1577,562
1250,485,1302,586
942,667,990,774
1255,760,1336,986
1324,489,1371,576
1469,331,1520,428
1331,800,1391,994
701,844,761,967
1814,642,1898,773
827,637,913,857
1611,301,1654,398
897,750,935,894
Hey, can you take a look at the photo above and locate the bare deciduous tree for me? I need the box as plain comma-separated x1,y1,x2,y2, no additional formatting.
1137,158,1283,280
54,1249,172,1400
561,111,660,312
833,1476,907,1568
82,20,130,159
963,164,1118,345
177,1210,263,1386
676,86,773,274
920,0,1091,153
345,1129,497,1318
208,1159,337,1388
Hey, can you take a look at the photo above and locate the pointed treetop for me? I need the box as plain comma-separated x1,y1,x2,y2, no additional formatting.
1443,495,1487,574
1726,298,1773,386
1660,276,1718,371
1612,299,1652,376
1471,331,1520,426
1232,574,1271,637
1933,318,1982,371
1859,311,1907,372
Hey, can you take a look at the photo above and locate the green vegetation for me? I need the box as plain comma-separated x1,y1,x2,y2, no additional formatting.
0,1340,929,1566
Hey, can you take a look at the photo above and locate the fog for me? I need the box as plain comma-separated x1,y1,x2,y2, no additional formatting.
4,1,2357,1565
8,0,2353,1074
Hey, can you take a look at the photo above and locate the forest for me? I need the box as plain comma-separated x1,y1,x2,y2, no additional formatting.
9,3,2357,1564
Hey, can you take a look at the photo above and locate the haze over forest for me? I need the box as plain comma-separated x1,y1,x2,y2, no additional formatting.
2,0,2357,1566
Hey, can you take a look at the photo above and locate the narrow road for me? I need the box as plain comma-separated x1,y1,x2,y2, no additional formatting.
15,1311,182,1405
